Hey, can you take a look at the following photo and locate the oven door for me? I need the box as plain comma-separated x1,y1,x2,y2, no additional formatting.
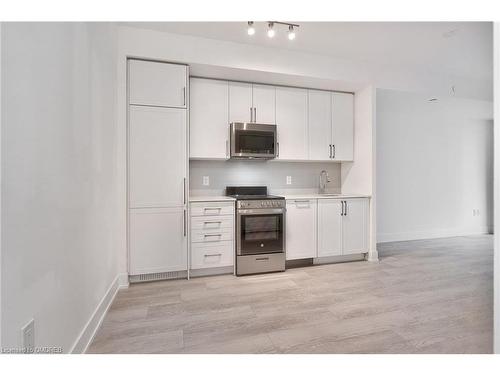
230,123,277,159
237,208,285,256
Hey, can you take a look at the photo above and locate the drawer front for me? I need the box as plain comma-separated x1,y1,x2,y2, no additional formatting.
191,215,234,230
191,242,234,269
190,201,234,217
191,228,233,243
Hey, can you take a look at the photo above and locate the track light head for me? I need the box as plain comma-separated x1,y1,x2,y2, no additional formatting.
288,25,296,40
267,22,275,38
247,21,255,36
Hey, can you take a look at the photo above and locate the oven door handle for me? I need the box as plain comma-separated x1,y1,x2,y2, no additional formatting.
237,208,285,215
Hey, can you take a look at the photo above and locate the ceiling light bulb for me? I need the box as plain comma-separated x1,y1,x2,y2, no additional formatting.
247,21,255,36
288,25,296,40
267,23,275,38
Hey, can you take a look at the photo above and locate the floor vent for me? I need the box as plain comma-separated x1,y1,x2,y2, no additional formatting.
129,271,187,283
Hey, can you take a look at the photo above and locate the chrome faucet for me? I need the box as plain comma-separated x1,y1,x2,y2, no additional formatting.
319,170,331,194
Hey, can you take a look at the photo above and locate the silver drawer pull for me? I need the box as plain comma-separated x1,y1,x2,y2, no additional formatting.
204,253,222,257
204,207,222,212
255,257,269,261
204,221,222,225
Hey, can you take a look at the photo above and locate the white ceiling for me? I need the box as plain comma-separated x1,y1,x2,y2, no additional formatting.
123,22,493,82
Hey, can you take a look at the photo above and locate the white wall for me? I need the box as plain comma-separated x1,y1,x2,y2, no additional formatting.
493,22,499,354
376,88,493,243
1,23,120,352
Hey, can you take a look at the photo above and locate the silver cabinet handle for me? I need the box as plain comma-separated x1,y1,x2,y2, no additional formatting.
204,207,222,213
204,221,222,225
329,144,332,158
183,209,187,236
183,87,186,106
256,257,269,261
344,200,348,216
276,142,280,158
204,253,222,257
341,201,345,216
332,144,336,159
226,139,229,158
250,107,253,122
183,177,186,204
254,107,257,122
294,199,310,203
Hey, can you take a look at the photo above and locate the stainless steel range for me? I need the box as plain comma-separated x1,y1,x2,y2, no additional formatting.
226,186,286,276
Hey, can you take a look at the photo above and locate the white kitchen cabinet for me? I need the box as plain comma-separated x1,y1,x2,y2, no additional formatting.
276,87,308,160
129,208,187,275
252,84,276,124
331,92,354,161
286,199,317,260
190,78,229,159
342,198,369,255
128,59,187,108
189,200,235,272
129,105,187,208
308,90,332,161
317,199,342,257
229,81,253,123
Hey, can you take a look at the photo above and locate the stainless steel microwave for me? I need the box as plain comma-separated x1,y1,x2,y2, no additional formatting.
230,123,277,160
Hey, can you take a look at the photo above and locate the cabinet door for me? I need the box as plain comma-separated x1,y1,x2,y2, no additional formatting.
128,60,187,108
275,87,308,160
285,199,317,260
129,106,186,208
342,198,369,255
190,78,229,159
308,90,332,161
252,84,276,124
229,81,253,123
331,92,354,161
129,207,187,275
317,199,342,257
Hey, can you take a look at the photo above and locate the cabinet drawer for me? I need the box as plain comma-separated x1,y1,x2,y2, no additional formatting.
191,228,233,243
191,241,234,269
190,215,233,230
190,201,234,217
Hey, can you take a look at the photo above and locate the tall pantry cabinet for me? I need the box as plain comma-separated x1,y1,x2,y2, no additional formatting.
127,59,189,280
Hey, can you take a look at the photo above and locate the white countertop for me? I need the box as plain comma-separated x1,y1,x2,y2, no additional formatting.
189,196,236,202
283,193,371,200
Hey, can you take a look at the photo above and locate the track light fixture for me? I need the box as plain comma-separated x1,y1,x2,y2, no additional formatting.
246,21,299,40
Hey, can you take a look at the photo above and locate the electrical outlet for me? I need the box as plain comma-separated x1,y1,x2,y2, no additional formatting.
286,176,292,185
22,319,35,353
202,176,210,186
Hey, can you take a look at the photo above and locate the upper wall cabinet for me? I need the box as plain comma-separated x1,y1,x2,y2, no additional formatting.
308,90,332,161
229,82,253,123
252,84,276,124
229,82,276,124
190,78,229,159
275,87,308,160
332,92,354,161
129,59,187,108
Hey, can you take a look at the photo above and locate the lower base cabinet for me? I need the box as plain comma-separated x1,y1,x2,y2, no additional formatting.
129,207,188,275
286,197,369,261
285,199,317,260
189,201,235,271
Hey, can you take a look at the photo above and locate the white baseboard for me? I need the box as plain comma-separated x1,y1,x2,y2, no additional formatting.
70,273,127,354
377,226,492,244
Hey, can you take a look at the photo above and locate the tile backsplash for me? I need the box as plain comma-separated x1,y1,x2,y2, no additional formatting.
190,160,341,196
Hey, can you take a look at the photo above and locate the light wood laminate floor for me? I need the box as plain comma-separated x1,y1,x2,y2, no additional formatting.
88,235,493,354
